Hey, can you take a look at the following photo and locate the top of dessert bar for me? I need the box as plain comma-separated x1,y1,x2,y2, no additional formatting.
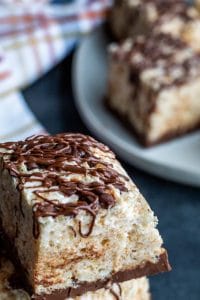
110,33,200,91
121,0,197,20
0,133,130,238
127,0,185,9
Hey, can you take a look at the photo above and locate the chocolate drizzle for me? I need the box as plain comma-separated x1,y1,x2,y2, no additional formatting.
116,33,200,92
0,133,128,239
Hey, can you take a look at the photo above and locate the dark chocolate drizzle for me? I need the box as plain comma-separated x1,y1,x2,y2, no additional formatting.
114,32,200,91
0,133,128,239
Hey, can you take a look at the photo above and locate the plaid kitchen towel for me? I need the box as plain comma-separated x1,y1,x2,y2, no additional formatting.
0,0,111,142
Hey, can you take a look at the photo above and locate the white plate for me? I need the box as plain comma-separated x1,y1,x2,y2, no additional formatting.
72,27,200,187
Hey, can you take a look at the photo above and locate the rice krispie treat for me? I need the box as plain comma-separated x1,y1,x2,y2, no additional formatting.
109,0,200,52
0,133,170,298
106,33,200,146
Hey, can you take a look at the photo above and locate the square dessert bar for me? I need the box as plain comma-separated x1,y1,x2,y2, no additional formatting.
0,252,150,300
109,0,200,52
0,133,170,298
106,33,200,146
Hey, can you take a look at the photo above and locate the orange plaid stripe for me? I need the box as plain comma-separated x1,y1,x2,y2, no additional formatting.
0,8,109,26
0,71,11,80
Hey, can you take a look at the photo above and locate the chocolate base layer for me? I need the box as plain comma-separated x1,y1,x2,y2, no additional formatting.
35,251,170,299
0,222,171,300
105,97,200,147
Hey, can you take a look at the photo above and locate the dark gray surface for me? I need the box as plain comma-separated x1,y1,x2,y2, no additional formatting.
23,52,200,300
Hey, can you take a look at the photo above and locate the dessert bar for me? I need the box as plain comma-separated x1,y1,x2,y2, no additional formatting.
106,33,200,145
109,0,200,52
0,133,170,297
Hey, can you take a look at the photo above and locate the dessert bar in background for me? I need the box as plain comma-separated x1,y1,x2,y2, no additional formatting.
109,0,200,53
106,33,200,146
195,0,200,12
0,133,170,298
0,252,150,300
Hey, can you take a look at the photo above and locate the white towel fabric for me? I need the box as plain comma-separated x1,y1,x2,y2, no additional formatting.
0,0,111,141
